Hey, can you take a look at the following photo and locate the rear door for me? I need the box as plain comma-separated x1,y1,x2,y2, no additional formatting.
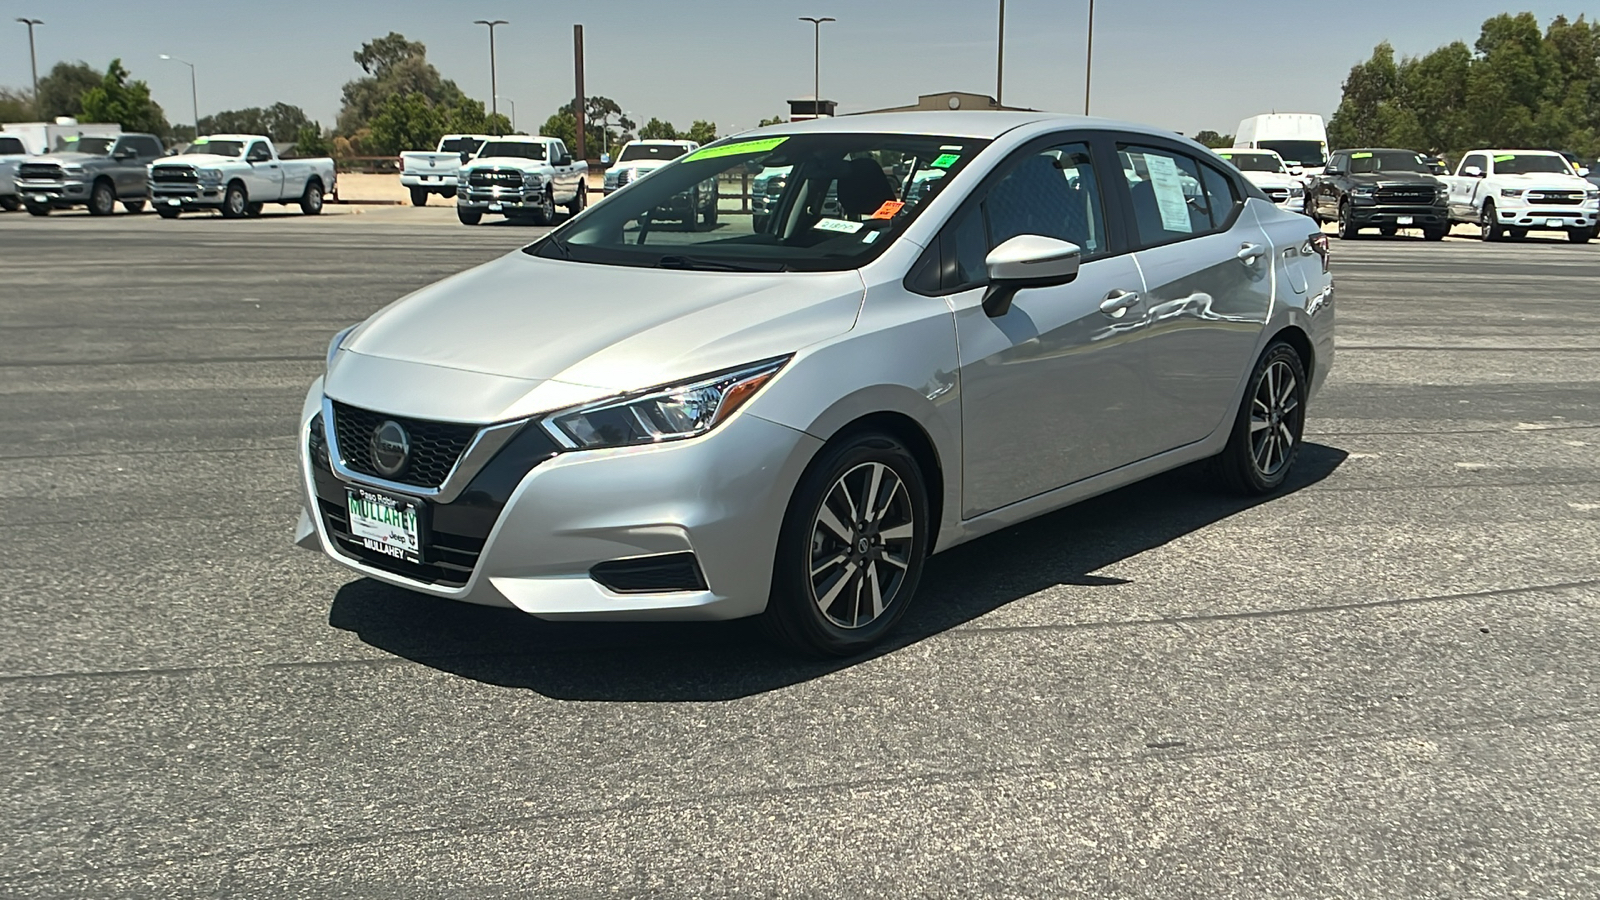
1110,141,1272,459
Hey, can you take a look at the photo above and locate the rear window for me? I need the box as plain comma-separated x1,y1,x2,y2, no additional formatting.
440,137,483,155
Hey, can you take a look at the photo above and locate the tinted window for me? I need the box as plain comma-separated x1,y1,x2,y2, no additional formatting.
1198,162,1239,228
620,143,690,162
440,137,483,155
479,141,547,160
944,204,990,290
1218,151,1284,173
246,142,271,161
0,137,22,154
1118,145,1212,245
1256,140,1326,167
1347,150,1427,174
1461,154,1488,174
135,137,162,157
985,143,1107,256
1493,154,1571,175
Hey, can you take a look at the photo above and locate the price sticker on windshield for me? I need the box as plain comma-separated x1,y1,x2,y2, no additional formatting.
930,153,961,169
1350,152,1372,159
869,200,905,219
814,218,863,234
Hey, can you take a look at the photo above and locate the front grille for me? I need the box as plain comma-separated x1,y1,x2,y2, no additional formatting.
1527,191,1584,205
614,168,634,186
1373,187,1436,205
591,552,709,593
468,168,523,187
151,166,197,183
18,163,61,181
330,402,478,489
1263,187,1289,203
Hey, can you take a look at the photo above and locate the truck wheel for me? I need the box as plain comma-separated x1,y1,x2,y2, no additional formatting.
683,188,701,231
1571,227,1595,244
702,191,718,228
25,202,49,217
157,207,181,219
123,200,146,214
409,187,429,207
246,202,264,217
1336,202,1360,240
88,180,117,216
532,189,555,225
1422,226,1447,241
457,207,483,226
752,214,769,234
1379,225,1397,237
221,183,248,219
299,181,324,216
0,196,19,212
1507,227,1528,241
1479,202,1501,241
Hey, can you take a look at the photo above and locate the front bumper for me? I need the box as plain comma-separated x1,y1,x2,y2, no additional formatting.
1494,203,1597,230
150,183,226,209
16,179,88,207
1348,203,1448,227
457,184,540,211
295,379,822,621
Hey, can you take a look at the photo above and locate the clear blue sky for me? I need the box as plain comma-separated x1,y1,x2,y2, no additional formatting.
2,1,1590,136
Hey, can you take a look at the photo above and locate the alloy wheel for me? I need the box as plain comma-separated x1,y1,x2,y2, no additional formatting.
1249,359,1302,478
807,461,916,629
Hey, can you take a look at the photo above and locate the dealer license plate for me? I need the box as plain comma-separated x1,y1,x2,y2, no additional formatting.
1396,216,1414,225
488,201,503,211
346,488,423,564
32,194,48,204
167,198,181,206
1546,218,1563,228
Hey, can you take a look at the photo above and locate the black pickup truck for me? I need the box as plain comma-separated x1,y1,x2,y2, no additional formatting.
1309,148,1450,241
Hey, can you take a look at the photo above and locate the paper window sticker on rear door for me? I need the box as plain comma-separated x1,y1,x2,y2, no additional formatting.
1144,154,1193,233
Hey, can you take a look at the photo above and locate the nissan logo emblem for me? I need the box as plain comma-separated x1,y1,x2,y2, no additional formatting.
371,420,410,478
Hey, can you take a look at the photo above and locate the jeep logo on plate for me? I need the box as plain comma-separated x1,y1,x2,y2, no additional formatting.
371,420,410,478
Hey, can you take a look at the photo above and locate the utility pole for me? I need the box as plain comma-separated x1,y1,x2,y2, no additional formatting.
159,55,199,133
16,18,43,118
573,24,586,162
996,0,1005,107
798,16,835,119
496,96,516,131
473,20,507,134
1084,0,1096,115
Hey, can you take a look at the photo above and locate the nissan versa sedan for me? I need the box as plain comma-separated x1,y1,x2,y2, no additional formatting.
296,113,1335,656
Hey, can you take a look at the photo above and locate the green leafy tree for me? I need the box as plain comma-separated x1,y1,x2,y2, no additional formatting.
0,87,32,121
684,120,718,144
198,103,314,143
79,59,169,136
337,32,472,136
543,96,634,158
291,124,332,158
638,117,678,140
34,61,102,120
758,115,787,127
366,92,511,154
1192,130,1234,149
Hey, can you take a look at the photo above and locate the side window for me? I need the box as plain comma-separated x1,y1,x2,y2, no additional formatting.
247,142,270,162
1327,153,1346,173
1461,153,1487,174
1117,145,1212,246
553,140,568,162
137,137,161,158
1198,162,1239,229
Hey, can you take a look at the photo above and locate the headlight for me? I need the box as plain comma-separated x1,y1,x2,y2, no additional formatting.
542,357,790,449
1288,185,1304,197
198,168,223,182
62,165,86,177
326,324,357,370
1350,186,1373,196
1587,189,1600,200
1500,188,1524,198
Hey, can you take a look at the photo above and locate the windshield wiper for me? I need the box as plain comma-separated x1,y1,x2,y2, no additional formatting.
656,255,785,272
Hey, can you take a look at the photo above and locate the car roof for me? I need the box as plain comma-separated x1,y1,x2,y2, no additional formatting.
629,139,693,145
200,134,270,142
1468,148,1562,156
1339,147,1421,153
738,111,1187,143
482,135,556,143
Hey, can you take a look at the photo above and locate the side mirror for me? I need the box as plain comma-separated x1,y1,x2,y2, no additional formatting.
981,235,1082,318
600,153,612,165
113,149,134,160
459,150,471,163
557,153,572,166
1463,165,1484,178
1580,166,1591,177
1288,165,1304,176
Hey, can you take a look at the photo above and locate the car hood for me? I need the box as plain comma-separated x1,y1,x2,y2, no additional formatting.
328,251,866,422
1493,172,1591,189
27,152,107,166
1241,171,1296,189
153,153,240,167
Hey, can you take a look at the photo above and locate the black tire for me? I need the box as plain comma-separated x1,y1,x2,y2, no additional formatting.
760,432,931,657
246,202,264,217
531,188,555,225
1379,225,1398,236
752,213,769,234
1479,201,1501,241
157,206,181,219
0,196,19,211
1569,227,1595,244
1213,341,1308,495
1423,227,1447,242
409,186,429,207
299,180,324,216
565,183,587,218
88,180,117,216
221,182,248,219
25,203,49,217
457,206,482,226
1508,227,1528,241
702,189,718,227
1336,202,1360,240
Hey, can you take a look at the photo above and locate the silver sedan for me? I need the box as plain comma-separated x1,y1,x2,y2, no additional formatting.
295,112,1335,656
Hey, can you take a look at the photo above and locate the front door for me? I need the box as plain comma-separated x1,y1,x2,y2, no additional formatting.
245,141,281,201
952,139,1151,518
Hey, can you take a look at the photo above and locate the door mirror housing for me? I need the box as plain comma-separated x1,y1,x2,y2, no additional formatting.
1463,165,1484,178
1580,166,1591,177
113,148,135,160
556,153,572,166
1288,165,1304,176
981,235,1082,318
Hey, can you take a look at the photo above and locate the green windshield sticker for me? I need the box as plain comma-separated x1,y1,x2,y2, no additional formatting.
1350,152,1373,159
930,153,961,169
1494,154,1515,162
684,137,788,162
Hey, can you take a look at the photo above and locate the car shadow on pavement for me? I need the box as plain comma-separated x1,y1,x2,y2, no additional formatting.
328,443,1348,701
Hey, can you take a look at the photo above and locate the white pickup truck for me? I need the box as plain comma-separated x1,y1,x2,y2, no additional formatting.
1442,149,1599,243
455,135,588,226
399,133,489,207
148,134,336,219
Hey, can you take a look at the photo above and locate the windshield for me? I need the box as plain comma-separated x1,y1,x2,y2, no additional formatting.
1257,140,1326,167
441,137,484,155
530,133,989,272
0,137,24,154
1494,153,1573,175
1218,151,1285,173
62,137,117,155
190,139,245,157
1347,150,1428,174
619,143,689,163
477,141,546,160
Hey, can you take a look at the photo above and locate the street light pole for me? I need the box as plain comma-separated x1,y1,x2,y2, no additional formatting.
1084,0,1095,115
797,17,835,119
996,0,1005,107
159,54,199,134
496,96,516,131
16,18,43,118
473,19,508,134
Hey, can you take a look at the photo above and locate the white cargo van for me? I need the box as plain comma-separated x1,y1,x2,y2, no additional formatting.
1234,114,1329,178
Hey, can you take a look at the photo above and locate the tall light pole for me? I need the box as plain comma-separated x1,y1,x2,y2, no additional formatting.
474,19,508,134
996,0,1005,106
1084,0,1096,115
159,54,199,134
496,95,516,131
797,16,835,119
17,18,43,118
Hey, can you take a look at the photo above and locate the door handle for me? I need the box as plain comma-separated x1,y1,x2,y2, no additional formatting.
1237,242,1266,263
1099,289,1141,317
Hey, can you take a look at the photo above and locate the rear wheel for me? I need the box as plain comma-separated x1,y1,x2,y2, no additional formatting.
88,180,117,216
1214,341,1308,495
457,206,482,226
1479,201,1501,241
761,432,930,657
221,182,248,219
1508,227,1528,241
299,180,324,216
409,186,429,207
157,206,181,219
1568,227,1593,244
122,200,146,214
1336,202,1360,239
565,182,587,217
752,213,769,234
0,196,19,211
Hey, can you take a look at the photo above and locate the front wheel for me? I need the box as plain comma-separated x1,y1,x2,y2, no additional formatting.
702,190,719,227
221,183,248,219
409,186,429,207
88,180,117,216
1568,227,1593,244
1422,227,1447,241
1213,341,1308,495
299,181,324,216
531,189,555,225
157,206,180,219
761,433,930,657
25,203,49,217
0,196,19,212
123,200,146,214
1479,202,1501,241
246,202,264,217
1508,227,1528,241
457,207,483,226
1379,225,1398,237
1336,202,1360,240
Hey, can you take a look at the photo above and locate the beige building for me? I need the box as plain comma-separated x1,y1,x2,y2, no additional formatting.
853,91,1038,115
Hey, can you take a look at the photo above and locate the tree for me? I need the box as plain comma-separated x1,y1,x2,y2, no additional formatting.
758,115,787,127
292,124,332,158
354,32,427,76
1192,130,1234,149
336,33,472,136
34,61,101,120
198,103,314,143
79,59,169,136
365,92,510,154
684,120,718,144
638,117,678,140
543,96,634,158
0,87,32,122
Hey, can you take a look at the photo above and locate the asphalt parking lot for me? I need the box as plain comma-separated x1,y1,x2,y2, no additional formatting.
2,207,1598,898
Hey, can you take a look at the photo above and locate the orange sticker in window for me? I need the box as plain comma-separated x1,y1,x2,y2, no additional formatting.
869,200,905,219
